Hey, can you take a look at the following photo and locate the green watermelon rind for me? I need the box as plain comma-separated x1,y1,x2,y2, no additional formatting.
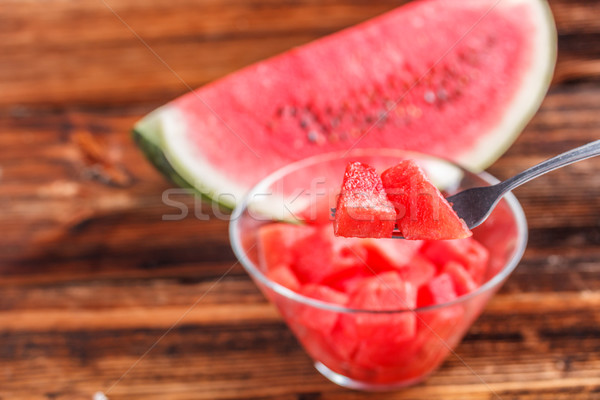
133,107,301,215
132,110,232,208
133,0,557,210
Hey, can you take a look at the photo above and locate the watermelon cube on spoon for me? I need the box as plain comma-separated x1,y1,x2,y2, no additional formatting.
381,160,471,240
334,162,396,238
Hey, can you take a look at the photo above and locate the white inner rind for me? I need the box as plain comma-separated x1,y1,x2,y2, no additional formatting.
159,107,246,209
160,107,309,219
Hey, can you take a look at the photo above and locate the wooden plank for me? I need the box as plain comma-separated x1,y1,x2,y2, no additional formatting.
1,0,600,399
1,290,600,332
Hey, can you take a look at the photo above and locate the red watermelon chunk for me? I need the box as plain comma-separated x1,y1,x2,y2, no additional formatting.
398,253,437,290
291,226,367,284
254,220,496,383
443,261,478,296
334,162,396,238
417,273,458,308
348,271,417,314
329,318,360,363
266,265,301,292
422,238,490,284
360,238,424,272
381,160,472,240
409,303,466,380
323,268,374,294
297,284,349,334
339,272,417,368
352,331,418,369
257,223,314,271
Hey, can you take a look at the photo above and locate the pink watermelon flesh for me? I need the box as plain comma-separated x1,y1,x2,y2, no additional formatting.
361,238,424,271
148,0,553,201
296,284,349,335
339,272,417,368
323,267,373,294
266,265,301,292
343,272,417,339
381,160,471,240
417,272,458,308
398,254,438,290
255,221,494,382
422,238,490,284
443,261,478,296
352,329,418,369
334,162,396,238
257,223,314,271
410,303,466,380
291,226,367,284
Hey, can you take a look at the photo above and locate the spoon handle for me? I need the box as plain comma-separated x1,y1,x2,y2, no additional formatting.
497,140,600,196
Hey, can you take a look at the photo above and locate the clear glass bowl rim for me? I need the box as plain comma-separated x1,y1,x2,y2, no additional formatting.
229,148,528,314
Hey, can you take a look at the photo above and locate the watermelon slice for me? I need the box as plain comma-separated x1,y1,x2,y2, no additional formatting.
381,160,471,240
133,0,556,208
334,162,396,238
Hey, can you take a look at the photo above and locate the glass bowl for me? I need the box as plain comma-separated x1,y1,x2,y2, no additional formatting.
229,148,527,391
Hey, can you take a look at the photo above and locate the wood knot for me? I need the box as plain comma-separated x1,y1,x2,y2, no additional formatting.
71,130,133,188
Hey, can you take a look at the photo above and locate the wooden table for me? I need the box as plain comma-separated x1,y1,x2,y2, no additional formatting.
2,1,600,398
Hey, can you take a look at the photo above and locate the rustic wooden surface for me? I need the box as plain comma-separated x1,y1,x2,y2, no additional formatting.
2,0,600,399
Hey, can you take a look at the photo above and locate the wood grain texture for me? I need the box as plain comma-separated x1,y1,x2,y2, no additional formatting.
2,0,600,399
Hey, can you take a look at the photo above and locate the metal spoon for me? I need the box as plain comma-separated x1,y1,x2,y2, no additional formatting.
443,139,600,232
332,140,600,238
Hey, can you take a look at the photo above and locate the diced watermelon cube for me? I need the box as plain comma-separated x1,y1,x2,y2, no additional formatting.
422,238,490,284
398,253,437,290
352,333,418,369
329,317,360,362
409,303,466,378
291,226,368,284
381,160,471,240
257,223,314,271
443,261,478,296
336,272,417,367
297,284,349,335
334,162,396,238
349,271,417,314
417,273,458,308
323,268,374,294
360,238,424,272
266,264,301,292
